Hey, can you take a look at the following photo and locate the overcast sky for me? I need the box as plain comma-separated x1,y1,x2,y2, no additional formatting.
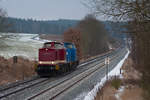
0,0,90,20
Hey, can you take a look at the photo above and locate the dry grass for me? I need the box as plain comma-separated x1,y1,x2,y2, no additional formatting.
95,56,144,100
95,81,117,100
0,56,37,85
121,85,143,100
122,57,142,80
120,56,143,100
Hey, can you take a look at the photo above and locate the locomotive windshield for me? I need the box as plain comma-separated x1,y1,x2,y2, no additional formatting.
43,43,51,48
64,43,74,49
43,42,64,49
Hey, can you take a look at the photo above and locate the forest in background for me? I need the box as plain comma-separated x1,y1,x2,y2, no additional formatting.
2,17,127,39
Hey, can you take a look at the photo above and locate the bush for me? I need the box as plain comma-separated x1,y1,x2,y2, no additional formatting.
111,78,121,90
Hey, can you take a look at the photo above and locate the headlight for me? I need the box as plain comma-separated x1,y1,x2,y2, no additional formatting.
52,61,55,64
39,61,42,64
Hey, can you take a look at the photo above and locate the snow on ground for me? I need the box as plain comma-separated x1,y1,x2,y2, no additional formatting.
83,49,130,100
115,86,125,100
74,92,88,100
0,33,50,60
33,35,51,42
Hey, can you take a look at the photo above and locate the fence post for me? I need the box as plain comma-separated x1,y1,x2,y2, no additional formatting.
13,56,18,64
120,68,122,74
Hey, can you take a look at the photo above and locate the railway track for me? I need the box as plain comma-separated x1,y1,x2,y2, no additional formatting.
0,77,50,99
0,57,102,99
28,61,105,100
27,48,126,100
0,75,39,92
0,56,105,100
0,47,125,100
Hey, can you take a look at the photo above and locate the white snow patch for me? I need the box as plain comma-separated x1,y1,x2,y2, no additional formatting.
34,36,40,41
83,49,130,100
115,86,125,100
0,33,52,60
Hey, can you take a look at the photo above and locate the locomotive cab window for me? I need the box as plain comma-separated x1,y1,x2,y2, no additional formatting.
68,45,73,48
66,44,74,48
64,43,75,49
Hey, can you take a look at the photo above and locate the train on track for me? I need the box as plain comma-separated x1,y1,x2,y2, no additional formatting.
35,41,79,76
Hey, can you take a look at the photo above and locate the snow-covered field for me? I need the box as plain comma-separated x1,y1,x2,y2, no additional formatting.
0,33,50,60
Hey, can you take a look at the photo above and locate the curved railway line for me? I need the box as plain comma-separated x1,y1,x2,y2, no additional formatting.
28,48,125,100
0,47,126,100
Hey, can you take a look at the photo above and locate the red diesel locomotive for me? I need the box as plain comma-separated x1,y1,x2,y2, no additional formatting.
35,41,79,76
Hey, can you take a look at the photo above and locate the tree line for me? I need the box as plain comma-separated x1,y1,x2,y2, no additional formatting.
1,17,127,40
64,15,120,59
5,17,78,34
85,0,150,99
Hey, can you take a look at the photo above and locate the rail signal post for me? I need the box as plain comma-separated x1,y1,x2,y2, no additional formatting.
105,57,110,80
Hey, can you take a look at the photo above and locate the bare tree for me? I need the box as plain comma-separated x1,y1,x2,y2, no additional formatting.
85,0,150,99
63,28,82,59
84,0,150,21
0,7,10,32
77,15,109,57
63,15,111,59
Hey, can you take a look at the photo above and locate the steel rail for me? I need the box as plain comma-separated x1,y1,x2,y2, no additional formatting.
0,47,124,99
0,54,104,99
0,75,39,92
28,62,105,100
0,78,50,99
28,48,124,100
49,48,126,100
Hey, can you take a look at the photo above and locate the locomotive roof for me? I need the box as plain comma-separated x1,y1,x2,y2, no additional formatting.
44,41,74,44
64,42,74,45
44,41,63,44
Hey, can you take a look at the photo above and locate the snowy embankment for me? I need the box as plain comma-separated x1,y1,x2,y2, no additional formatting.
0,33,50,60
83,49,130,100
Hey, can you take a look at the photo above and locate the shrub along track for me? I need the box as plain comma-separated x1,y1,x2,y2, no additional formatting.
0,47,124,100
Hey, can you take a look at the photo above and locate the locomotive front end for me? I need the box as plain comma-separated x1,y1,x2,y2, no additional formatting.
36,42,66,76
